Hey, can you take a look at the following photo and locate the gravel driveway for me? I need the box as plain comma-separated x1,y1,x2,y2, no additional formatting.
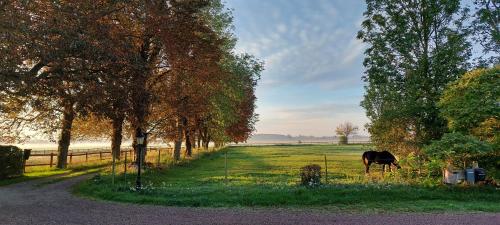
0,175,498,225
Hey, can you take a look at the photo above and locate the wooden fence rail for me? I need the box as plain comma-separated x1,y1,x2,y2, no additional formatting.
24,147,174,167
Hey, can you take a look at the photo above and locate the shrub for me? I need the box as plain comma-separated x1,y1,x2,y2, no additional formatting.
0,145,24,179
439,66,500,146
398,151,443,178
300,164,321,187
423,133,493,169
397,152,422,178
338,136,348,145
425,159,445,177
477,151,500,179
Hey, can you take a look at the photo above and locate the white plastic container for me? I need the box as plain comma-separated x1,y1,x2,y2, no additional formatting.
443,168,465,184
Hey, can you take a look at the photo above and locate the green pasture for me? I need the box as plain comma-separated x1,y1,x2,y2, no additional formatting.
75,144,500,212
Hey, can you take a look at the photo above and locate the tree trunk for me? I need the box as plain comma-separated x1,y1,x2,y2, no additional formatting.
130,63,150,164
192,132,197,149
56,100,75,169
173,116,183,161
183,117,192,157
197,129,202,149
185,128,192,157
201,127,210,150
204,140,209,149
203,134,210,150
111,115,124,160
174,140,182,161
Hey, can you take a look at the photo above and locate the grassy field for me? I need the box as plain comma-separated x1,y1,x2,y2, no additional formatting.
0,161,109,187
75,144,500,212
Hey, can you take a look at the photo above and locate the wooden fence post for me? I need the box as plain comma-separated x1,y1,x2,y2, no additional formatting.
124,151,127,180
112,150,116,185
49,153,54,168
157,148,161,167
224,151,228,183
21,148,26,173
99,152,102,161
324,154,328,184
85,152,88,162
69,153,73,164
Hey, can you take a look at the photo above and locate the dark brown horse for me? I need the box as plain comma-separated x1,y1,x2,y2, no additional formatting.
362,150,401,174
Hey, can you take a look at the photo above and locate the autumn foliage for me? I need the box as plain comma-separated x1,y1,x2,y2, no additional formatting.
0,0,262,168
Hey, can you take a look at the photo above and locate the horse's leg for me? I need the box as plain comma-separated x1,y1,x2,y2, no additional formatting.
388,164,392,172
365,161,371,174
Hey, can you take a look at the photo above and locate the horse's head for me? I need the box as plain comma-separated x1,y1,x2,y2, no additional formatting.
393,161,402,169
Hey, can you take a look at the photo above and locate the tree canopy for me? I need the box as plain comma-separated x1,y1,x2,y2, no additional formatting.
0,0,263,168
439,66,500,147
335,122,358,138
358,0,471,155
471,0,500,65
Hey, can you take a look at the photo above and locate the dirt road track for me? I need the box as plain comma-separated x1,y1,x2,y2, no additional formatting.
1,175,498,225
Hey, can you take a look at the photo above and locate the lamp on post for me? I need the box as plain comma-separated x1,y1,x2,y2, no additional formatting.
135,129,145,190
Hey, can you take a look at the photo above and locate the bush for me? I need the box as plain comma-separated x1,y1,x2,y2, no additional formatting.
338,136,348,145
0,145,24,179
396,152,443,180
439,66,500,146
300,164,321,187
423,133,493,169
477,151,500,179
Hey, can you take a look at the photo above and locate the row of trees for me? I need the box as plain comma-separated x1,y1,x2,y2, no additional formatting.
358,0,498,157
0,0,263,168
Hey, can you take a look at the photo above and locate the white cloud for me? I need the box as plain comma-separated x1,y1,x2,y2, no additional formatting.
232,2,365,91
276,23,287,33
226,0,369,136
341,38,365,66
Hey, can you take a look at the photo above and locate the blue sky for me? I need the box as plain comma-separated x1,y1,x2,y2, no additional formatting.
225,0,369,136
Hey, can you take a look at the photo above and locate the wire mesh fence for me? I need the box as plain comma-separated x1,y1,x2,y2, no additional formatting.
24,144,380,187
124,144,375,187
